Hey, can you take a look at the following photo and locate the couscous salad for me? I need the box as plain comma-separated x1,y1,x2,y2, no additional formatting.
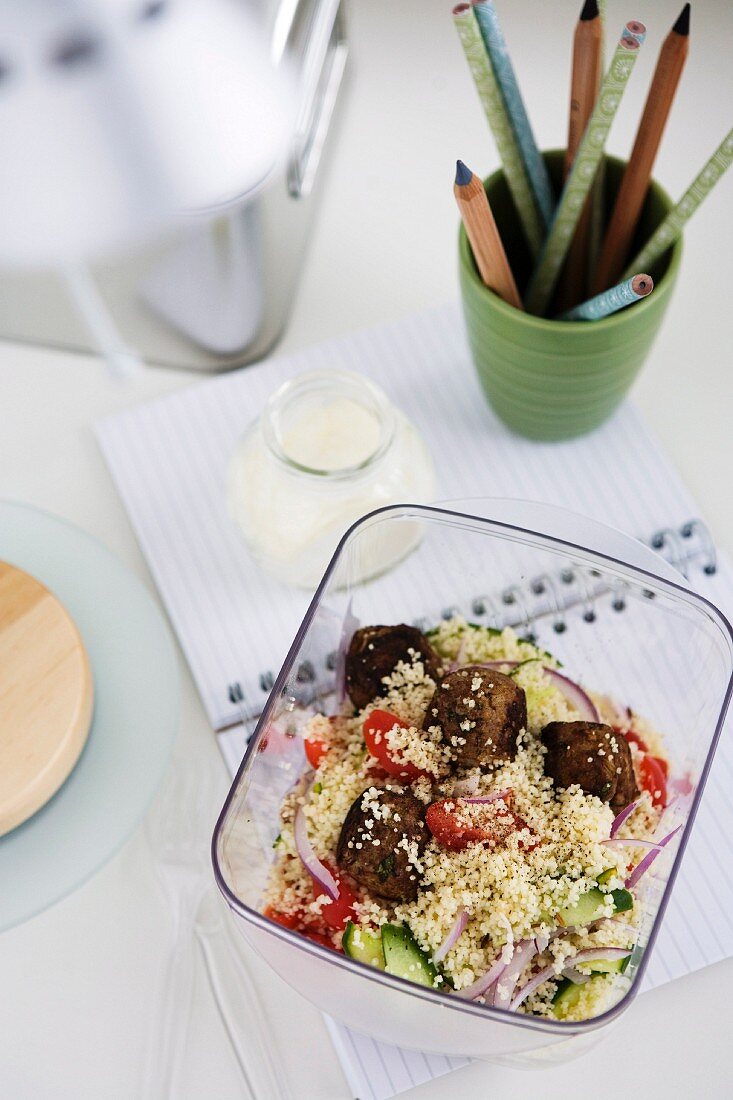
262,618,680,1021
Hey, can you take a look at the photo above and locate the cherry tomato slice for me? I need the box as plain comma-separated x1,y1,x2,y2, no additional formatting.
263,905,306,931
304,735,329,769
362,709,433,781
639,754,668,808
313,863,357,931
652,754,669,778
303,929,341,951
622,729,649,753
425,798,538,852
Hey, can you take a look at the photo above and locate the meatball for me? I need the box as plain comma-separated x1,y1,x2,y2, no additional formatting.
541,721,639,811
345,624,441,710
336,787,428,902
424,666,526,768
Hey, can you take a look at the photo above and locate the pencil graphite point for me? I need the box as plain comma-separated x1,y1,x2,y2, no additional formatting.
673,3,690,37
455,160,473,187
580,0,599,21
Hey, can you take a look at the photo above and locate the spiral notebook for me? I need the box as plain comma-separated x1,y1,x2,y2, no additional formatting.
96,304,733,1100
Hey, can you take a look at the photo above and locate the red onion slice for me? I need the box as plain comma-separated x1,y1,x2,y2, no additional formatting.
602,837,662,852
451,774,481,797
560,966,591,986
669,773,695,797
626,825,682,889
456,917,515,1001
449,636,471,672
479,662,600,722
492,938,538,1009
509,948,631,1012
463,789,512,805
610,799,639,838
433,908,469,964
294,806,340,901
508,962,557,1010
543,668,600,722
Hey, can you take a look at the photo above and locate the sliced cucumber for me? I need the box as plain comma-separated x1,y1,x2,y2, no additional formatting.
557,885,634,927
381,923,439,988
551,978,583,1015
556,887,606,927
342,921,386,969
596,868,615,886
577,955,630,975
611,888,634,914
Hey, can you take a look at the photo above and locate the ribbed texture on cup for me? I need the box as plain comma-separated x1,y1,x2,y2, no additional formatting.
459,152,682,441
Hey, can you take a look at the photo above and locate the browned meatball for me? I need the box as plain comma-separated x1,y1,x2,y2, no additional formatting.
345,625,441,710
541,721,639,811
424,666,526,768
336,787,428,902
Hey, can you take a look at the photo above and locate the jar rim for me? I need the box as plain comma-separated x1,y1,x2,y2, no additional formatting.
261,368,396,479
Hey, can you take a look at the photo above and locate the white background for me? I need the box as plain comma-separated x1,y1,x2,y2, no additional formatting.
1,1,732,1097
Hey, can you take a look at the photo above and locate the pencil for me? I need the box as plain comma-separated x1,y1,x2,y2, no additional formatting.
472,0,555,229
524,22,647,317
587,0,608,282
559,273,654,321
594,4,691,292
454,159,523,309
452,3,544,258
623,126,733,278
556,0,603,310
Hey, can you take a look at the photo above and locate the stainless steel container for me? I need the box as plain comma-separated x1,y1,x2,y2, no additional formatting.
0,0,347,371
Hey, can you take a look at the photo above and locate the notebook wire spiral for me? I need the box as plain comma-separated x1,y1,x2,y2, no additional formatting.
225,517,716,736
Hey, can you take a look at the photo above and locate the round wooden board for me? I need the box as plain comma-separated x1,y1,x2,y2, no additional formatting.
0,562,94,837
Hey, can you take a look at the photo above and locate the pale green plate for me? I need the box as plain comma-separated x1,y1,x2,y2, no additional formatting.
0,502,179,931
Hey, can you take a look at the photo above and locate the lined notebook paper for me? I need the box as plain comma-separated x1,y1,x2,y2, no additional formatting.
96,305,733,1100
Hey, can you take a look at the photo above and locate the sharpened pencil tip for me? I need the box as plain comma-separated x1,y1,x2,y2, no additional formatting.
579,0,599,21
673,2,690,36
455,160,473,186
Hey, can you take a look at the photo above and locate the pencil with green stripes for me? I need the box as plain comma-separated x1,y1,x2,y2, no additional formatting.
472,0,554,229
524,21,647,316
452,3,544,258
623,126,733,278
559,273,654,321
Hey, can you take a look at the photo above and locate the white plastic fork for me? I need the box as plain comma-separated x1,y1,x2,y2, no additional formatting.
142,762,215,1100
142,757,291,1100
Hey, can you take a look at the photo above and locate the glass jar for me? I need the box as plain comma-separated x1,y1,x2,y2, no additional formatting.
227,369,435,587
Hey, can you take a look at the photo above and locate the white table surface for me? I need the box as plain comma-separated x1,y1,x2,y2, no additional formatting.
1,2,732,1097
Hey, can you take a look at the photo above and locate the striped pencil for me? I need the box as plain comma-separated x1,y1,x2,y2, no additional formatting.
559,273,654,321
623,127,733,278
594,4,691,292
472,0,554,228
454,160,523,309
524,22,647,316
452,3,544,258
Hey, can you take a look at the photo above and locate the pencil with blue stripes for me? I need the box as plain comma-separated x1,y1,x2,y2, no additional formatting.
559,273,654,321
472,0,554,229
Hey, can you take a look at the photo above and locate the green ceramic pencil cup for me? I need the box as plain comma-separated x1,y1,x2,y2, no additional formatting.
459,151,682,441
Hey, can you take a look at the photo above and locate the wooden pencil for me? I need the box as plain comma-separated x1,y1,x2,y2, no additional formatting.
594,3,690,292
454,160,523,309
556,0,603,310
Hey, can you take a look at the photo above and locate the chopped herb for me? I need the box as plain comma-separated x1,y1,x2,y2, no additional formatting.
508,657,543,678
377,852,396,882
272,833,283,849
312,782,323,794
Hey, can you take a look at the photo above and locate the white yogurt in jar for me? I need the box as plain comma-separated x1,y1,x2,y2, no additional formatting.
227,370,435,588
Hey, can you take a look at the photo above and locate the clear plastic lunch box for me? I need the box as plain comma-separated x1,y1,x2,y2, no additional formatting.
212,502,733,1065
